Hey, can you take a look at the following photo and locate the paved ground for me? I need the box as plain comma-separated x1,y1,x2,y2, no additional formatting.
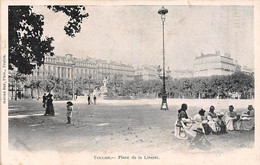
8,99,254,155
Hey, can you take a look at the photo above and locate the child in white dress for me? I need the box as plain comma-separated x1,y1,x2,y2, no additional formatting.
66,101,73,124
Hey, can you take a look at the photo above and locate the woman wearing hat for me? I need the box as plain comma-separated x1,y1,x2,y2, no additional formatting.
66,101,73,124
46,93,55,116
44,94,51,116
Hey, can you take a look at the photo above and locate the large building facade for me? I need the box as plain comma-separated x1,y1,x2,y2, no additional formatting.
134,65,159,81
25,52,254,82
193,51,239,77
171,70,194,79
28,54,135,82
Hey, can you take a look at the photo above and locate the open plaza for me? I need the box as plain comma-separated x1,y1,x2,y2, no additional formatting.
9,98,254,154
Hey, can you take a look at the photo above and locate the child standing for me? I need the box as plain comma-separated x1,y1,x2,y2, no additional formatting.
66,101,73,124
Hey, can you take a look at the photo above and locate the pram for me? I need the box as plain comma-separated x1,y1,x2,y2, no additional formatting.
174,120,211,149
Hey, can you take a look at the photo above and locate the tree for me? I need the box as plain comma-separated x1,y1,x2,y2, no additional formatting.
9,71,27,100
40,79,55,92
9,6,89,74
47,6,89,37
83,74,93,94
110,74,123,93
9,6,54,74
28,79,42,99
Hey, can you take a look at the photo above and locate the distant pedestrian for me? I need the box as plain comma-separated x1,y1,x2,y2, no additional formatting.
43,93,47,108
88,95,91,105
66,101,73,124
44,94,50,116
18,91,21,99
94,95,97,105
47,93,55,116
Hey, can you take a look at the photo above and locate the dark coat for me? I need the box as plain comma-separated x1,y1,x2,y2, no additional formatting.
46,98,54,115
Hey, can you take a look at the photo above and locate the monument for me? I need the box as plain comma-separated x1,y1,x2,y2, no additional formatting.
95,77,109,99
100,77,108,93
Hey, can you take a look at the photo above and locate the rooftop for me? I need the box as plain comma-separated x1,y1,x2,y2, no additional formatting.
195,51,233,60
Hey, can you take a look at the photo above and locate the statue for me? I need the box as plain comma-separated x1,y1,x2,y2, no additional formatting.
100,77,108,94
102,77,108,87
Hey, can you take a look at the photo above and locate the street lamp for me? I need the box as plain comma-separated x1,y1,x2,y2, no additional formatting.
72,63,75,100
31,60,39,100
158,6,169,110
157,65,171,108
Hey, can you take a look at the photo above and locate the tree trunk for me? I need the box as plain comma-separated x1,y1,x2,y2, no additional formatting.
89,82,90,94
15,80,17,100
37,88,40,100
31,89,34,98
11,81,14,100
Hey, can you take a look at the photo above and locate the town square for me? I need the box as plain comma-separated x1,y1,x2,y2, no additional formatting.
9,98,254,153
2,3,258,165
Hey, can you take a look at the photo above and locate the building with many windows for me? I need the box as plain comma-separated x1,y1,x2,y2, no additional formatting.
26,52,253,82
28,54,135,82
95,59,135,82
193,51,239,77
134,65,159,81
171,70,194,79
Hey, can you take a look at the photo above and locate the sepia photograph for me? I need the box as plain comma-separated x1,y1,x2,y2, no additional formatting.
1,1,260,165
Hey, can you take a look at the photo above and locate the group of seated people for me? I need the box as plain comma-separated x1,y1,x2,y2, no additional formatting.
174,103,255,139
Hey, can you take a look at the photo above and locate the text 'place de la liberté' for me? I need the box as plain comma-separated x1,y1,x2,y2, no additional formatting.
93,155,160,160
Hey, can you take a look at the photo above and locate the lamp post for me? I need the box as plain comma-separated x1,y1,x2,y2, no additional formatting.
158,6,169,110
72,63,75,101
31,60,39,99
157,65,171,110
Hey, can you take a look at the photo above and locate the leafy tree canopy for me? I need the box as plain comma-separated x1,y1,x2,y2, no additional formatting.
9,5,89,74
47,5,89,37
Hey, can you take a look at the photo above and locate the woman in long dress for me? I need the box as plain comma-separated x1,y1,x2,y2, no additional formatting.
44,94,50,116
47,93,55,116
193,109,212,135
225,105,240,131
207,106,218,133
240,105,254,131
174,103,193,139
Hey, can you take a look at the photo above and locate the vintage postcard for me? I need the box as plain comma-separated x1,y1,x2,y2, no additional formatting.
1,0,260,164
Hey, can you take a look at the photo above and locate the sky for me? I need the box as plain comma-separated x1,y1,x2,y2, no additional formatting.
33,5,254,71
